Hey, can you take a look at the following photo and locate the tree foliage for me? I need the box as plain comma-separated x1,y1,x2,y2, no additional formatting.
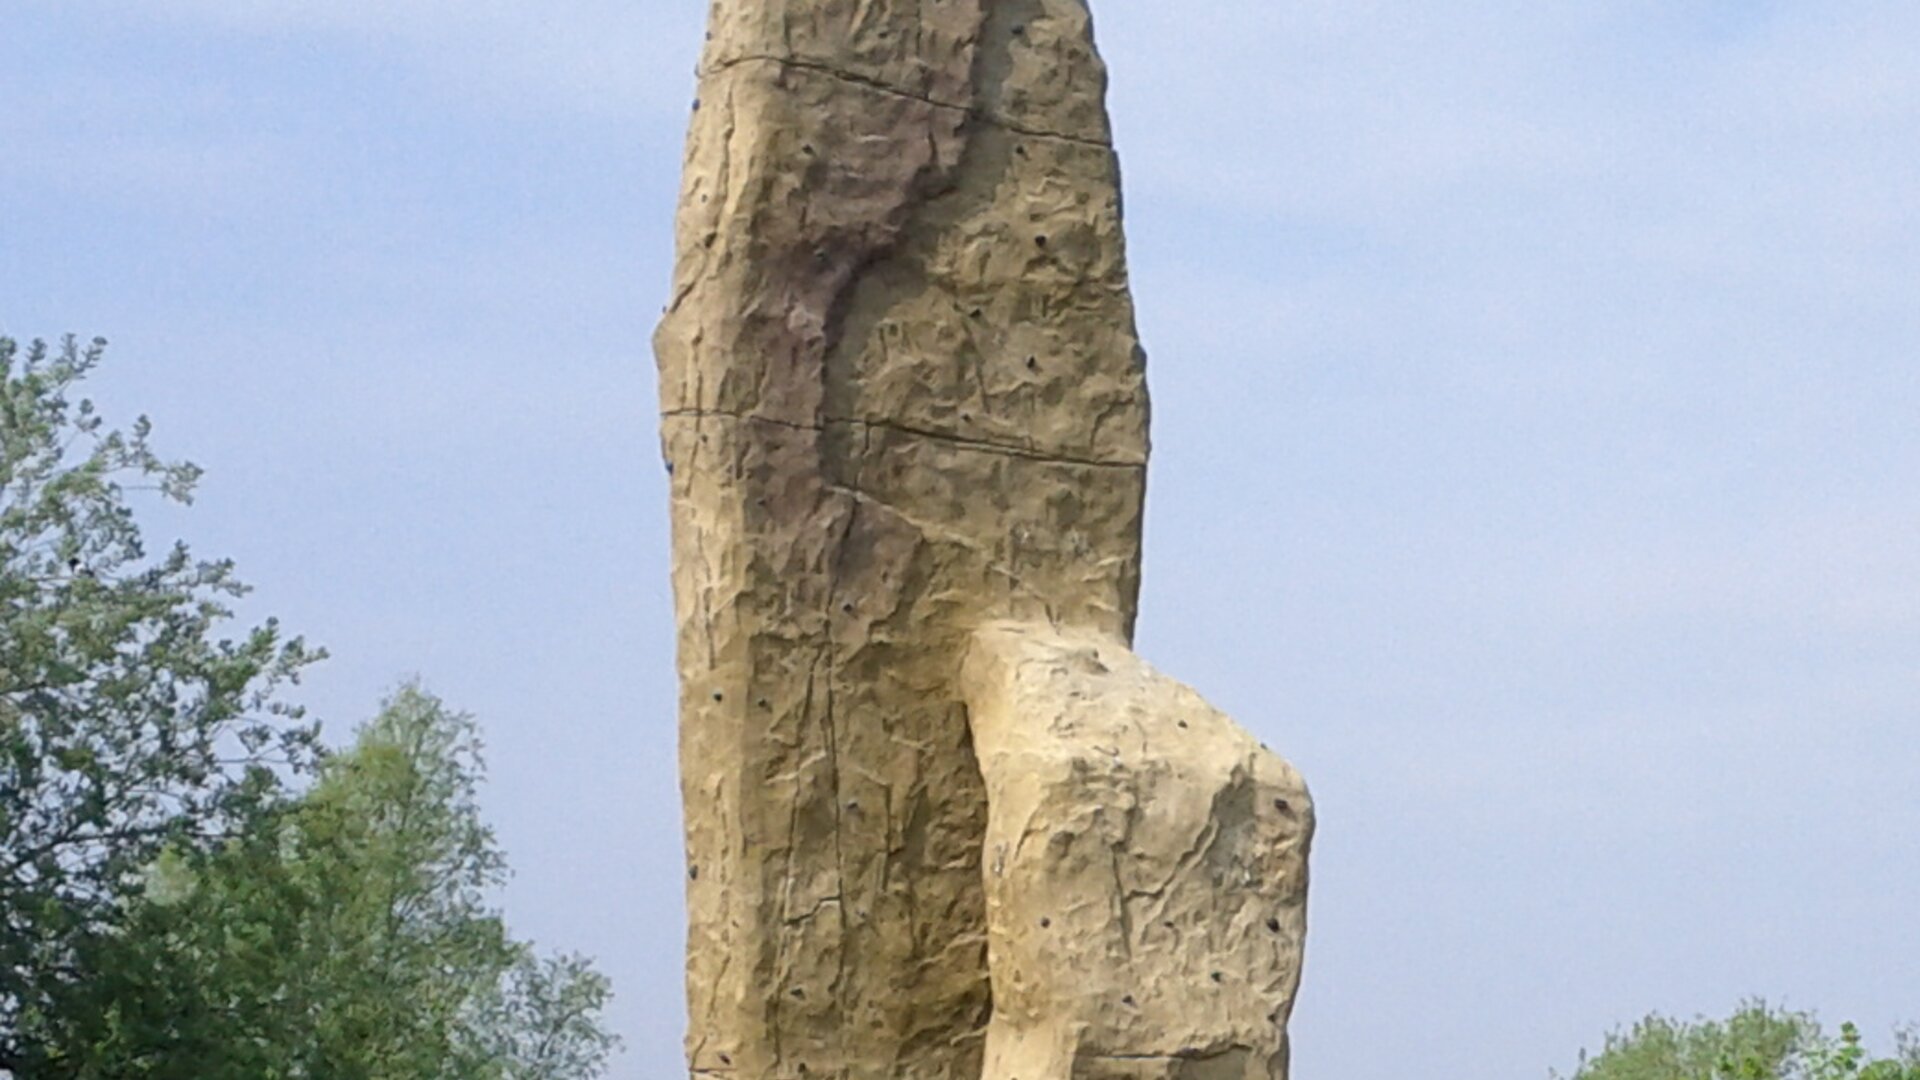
0,336,614,1076
58,687,618,1079
1560,1002,1920,1080
1,334,320,1071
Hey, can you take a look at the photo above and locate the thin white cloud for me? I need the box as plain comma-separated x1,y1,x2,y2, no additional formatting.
31,0,707,121
1107,1,1920,268
0,64,303,211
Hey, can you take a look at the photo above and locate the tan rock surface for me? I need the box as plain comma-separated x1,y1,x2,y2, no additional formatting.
654,2,1311,1077
962,623,1312,1079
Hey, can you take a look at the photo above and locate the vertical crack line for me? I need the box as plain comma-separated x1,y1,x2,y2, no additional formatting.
772,664,810,1051
690,948,731,1064
824,498,860,1017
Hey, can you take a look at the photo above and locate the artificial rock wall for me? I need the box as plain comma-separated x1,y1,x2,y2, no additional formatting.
654,2,1312,1077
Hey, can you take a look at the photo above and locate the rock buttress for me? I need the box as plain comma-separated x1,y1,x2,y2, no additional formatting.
654,2,1308,1077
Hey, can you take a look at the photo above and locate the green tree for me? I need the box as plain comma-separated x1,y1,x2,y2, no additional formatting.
0,334,321,1073
1801,1023,1920,1080
58,686,617,1079
1,336,614,1076
1559,1002,1920,1080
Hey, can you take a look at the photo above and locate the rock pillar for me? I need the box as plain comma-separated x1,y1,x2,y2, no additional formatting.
654,2,1311,1077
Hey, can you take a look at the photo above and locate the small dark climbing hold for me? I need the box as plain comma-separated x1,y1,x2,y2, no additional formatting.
1210,971,1224,983
1176,719,1188,729
802,144,815,155
719,1054,731,1066
1011,24,1025,36
689,864,699,880
1266,917,1281,933
757,698,770,709
1039,917,1051,928
665,461,676,475
845,800,860,812
691,98,701,111
1034,235,1048,248
1015,145,1027,157
1026,356,1038,370
713,691,725,702
840,601,854,614
791,987,805,999
1273,798,1290,813
1121,994,1136,1007
1162,920,1175,930
970,308,984,319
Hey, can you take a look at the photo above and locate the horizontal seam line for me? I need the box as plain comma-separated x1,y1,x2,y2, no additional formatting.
661,408,1144,469
702,53,1112,149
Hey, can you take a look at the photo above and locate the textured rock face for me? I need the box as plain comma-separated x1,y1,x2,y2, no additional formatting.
654,2,1310,1077
962,624,1311,1079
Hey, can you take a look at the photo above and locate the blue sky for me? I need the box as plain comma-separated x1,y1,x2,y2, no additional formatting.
6,3,1919,1077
